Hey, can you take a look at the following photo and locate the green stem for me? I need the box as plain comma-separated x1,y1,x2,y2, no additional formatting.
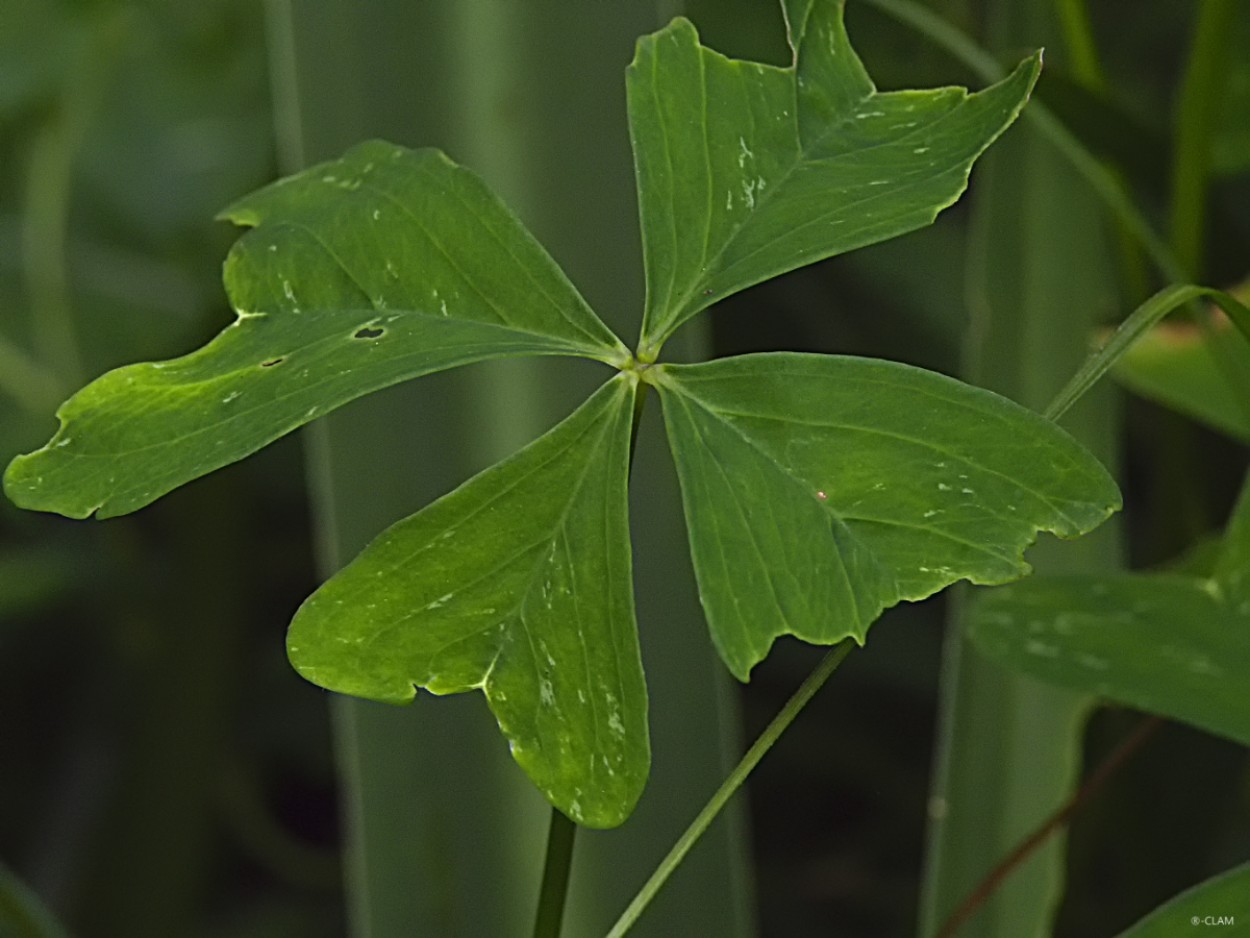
532,809,577,938
20,10,124,390
1050,0,1102,88
1168,0,1235,278
606,641,855,938
1049,0,1150,303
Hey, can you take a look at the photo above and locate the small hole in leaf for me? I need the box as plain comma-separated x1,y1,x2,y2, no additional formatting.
260,358,284,368
354,326,385,339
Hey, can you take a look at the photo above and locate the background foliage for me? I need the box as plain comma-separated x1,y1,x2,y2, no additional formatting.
1,0,1247,936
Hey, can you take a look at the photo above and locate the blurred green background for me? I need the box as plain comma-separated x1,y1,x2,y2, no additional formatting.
1,1,1248,936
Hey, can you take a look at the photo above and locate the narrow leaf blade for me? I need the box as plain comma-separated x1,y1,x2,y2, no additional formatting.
627,1,1040,350
287,376,647,828
5,141,628,519
656,352,1119,678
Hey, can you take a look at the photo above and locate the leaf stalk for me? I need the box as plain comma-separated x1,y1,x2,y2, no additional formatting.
606,641,856,937
531,809,577,938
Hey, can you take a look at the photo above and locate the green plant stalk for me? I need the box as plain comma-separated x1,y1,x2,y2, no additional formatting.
1168,0,1236,278
1051,0,1103,88
264,1,750,935
20,9,125,390
1049,0,1149,304
606,641,855,938
917,3,1123,935
532,811,577,938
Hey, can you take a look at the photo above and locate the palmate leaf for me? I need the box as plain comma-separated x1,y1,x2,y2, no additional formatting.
0,0,1111,833
628,0,1040,354
3,140,627,519
287,376,647,828
652,353,1120,679
968,473,1250,748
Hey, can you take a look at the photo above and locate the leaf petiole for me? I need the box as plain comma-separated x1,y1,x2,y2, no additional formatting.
532,808,577,938
606,640,856,937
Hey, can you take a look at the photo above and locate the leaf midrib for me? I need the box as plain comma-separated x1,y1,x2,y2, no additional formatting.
648,47,979,345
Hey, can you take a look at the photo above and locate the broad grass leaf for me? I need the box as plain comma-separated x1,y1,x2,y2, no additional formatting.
654,352,1119,679
969,475,1250,748
287,376,646,828
1112,863,1250,937
4,140,627,519
628,0,1040,352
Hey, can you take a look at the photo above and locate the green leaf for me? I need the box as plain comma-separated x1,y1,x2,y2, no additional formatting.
653,352,1120,679
286,375,646,829
627,0,1040,354
1112,863,1250,938
4,140,629,519
969,475,1250,748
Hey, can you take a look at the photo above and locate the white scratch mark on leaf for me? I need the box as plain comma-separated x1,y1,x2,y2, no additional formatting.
425,592,455,610
737,136,754,168
740,177,757,209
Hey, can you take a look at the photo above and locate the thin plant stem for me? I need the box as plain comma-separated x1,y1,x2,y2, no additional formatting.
934,715,1163,938
606,640,856,938
531,809,577,938
21,10,125,390
1049,0,1149,303
1050,0,1102,88
1168,0,1235,278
